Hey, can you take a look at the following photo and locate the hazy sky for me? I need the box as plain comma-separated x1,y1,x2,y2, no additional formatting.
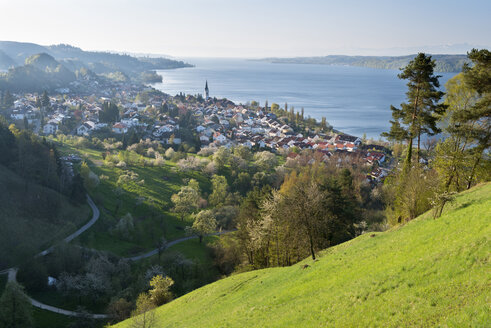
0,0,490,58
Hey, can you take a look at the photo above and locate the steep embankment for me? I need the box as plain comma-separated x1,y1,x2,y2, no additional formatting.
0,165,91,269
115,183,490,327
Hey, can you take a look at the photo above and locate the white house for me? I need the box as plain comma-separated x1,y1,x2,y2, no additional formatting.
77,124,90,136
112,123,128,134
77,121,96,136
200,135,210,144
213,132,227,144
43,122,58,135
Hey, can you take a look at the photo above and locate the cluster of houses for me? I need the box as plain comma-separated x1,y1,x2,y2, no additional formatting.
3,86,390,183
188,103,387,167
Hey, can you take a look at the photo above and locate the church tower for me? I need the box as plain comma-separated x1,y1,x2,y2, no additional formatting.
205,80,209,100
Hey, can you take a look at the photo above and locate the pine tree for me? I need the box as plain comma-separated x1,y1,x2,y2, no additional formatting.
41,90,50,108
382,53,447,167
3,90,14,109
460,49,491,188
321,117,327,130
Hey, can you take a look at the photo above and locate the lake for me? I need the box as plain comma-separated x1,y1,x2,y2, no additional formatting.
151,58,456,138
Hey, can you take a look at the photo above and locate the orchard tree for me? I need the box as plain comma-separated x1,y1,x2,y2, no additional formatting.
171,184,200,221
213,147,231,170
188,209,217,243
208,175,229,207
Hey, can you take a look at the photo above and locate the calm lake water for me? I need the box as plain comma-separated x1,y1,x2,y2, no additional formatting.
152,58,455,138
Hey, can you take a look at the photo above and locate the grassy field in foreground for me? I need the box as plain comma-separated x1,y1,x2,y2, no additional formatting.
115,183,491,328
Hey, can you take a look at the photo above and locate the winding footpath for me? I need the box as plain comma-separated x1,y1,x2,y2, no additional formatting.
0,194,234,319
126,230,234,261
0,195,108,319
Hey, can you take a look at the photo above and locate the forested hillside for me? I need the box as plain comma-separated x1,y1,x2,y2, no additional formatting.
0,41,192,91
260,54,469,72
0,117,89,268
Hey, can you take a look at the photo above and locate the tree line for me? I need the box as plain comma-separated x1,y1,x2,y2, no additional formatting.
383,49,490,224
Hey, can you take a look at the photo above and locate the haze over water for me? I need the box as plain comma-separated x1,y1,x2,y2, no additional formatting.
152,58,455,138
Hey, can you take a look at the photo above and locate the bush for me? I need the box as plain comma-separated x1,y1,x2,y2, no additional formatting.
17,259,48,292
114,213,134,239
177,156,208,171
197,146,217,157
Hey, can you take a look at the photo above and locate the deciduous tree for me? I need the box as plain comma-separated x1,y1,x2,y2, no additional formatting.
0,282,33,328
188,209,217,243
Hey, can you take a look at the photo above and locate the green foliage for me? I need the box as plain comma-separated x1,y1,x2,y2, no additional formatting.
113,183,491,328
107,298,133,323
0,116,16,165
171,184,200,220
148,275,174,306
131,293,156,328
99,102,120,124
432,49,490,214
384,166,439,225
0,53,75,92
208,175,229,207
188,210,217,243
139,71,162,83
213,147,231,170
382,53,446,166
236,165,361,268
0,282,33,328
0,164,90,268
263,54,470,72
115,213,135,239
80,161,100,191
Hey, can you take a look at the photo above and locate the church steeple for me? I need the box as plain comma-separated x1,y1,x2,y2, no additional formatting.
205,80,209,100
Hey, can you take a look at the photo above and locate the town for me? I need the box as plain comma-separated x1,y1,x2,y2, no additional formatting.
1,79,390,183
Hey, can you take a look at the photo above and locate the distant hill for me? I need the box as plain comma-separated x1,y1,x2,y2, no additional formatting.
259,54,470,72
0,41,191,75
114,183,491,327
0,50,16,70
0,41,51,64
0,41,192,91
25,52,60,68
0,53,76,92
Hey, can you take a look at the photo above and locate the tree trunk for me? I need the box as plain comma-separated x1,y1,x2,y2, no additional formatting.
416,130,421,165
308,232,316,260
467,155,481,190
404,138,413,168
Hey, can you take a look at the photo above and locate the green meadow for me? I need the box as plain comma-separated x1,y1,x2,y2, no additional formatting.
114,183,491,328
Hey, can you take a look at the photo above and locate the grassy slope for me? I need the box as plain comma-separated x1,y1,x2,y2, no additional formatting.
115,183,491,328
0,275,6,295
0,165,91,268
53,140,212,257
